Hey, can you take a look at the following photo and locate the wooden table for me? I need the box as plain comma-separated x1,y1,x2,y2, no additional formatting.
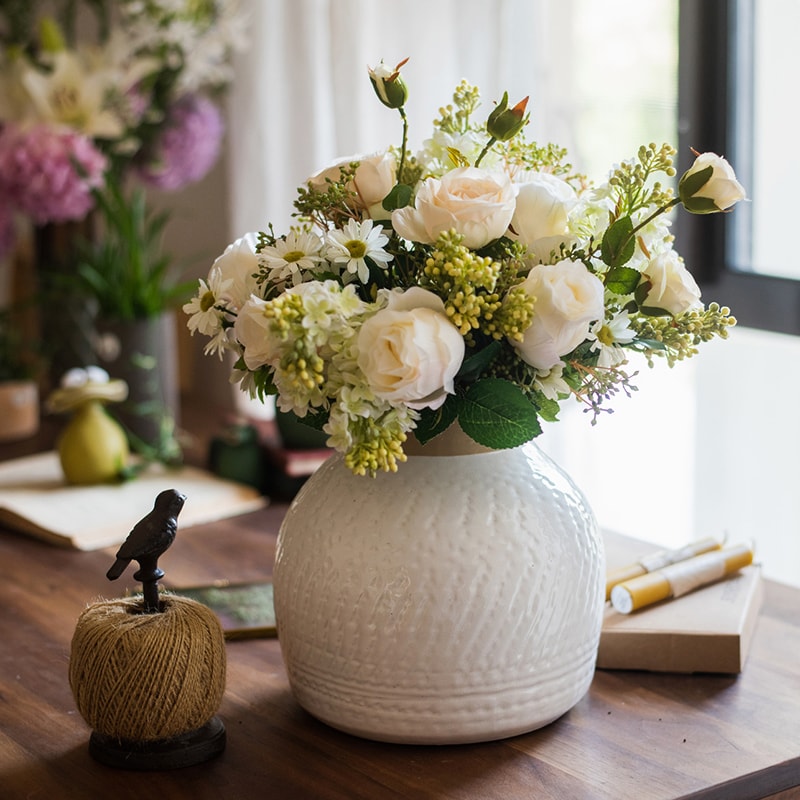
1,478,799,798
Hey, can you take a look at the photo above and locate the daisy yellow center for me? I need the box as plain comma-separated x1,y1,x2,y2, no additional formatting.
200,290,216,312
283,250,306,263
344,239,367,259
597,324,615,346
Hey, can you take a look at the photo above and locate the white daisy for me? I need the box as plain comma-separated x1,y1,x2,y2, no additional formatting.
589,311,636,368
183,267,234,338
260,230,324,287
326,219,393,284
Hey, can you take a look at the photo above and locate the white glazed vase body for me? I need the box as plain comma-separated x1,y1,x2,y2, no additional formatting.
273,436,604,745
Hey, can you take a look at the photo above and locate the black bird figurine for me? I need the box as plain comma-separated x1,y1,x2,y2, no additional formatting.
107,489,187,612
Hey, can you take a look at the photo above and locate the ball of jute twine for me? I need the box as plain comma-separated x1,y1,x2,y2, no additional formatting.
69,595,226,742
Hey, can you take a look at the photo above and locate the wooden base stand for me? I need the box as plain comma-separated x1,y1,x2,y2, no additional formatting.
88,716,226,770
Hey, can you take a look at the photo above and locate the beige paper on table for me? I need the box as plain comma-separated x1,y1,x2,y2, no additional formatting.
0,451,267,550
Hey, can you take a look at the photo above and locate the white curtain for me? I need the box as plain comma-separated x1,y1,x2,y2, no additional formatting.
226,0,577,236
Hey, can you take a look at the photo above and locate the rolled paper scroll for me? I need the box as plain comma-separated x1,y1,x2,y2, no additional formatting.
610,543,754,615
605,537,722,600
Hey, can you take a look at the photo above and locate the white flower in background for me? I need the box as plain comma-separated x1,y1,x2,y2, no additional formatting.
326,219,393,283
260,229,324,287
589,311,636,368
392,166,517,250
119,0,248,93
19,51,123,137
510,172,578,264
640,251,702,316
514,259,606,370
357,287,465,410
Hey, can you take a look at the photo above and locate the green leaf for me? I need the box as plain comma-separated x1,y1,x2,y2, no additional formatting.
456,340,502,382
414,398,459,444
382,183,413,211
537,397,562,423
458,378,541,449
601,215,636,268
604,265,641,295
678,164,713,201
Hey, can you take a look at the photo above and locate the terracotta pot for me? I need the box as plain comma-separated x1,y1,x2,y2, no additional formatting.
0,380,39,442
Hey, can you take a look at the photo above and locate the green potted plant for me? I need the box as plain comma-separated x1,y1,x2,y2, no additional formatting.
72,175,195,463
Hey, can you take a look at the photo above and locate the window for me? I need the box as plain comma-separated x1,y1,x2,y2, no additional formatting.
677,0,800,335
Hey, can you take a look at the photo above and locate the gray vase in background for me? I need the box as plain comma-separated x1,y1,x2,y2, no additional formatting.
93,312,179,449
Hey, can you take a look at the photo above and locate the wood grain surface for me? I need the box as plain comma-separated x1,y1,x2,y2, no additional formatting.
1,499,799,800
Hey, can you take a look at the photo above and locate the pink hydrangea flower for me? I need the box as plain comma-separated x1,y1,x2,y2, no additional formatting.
0,124,107,225
137,94,224,191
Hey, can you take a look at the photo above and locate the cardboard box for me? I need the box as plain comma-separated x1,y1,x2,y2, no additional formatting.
597,532,763,674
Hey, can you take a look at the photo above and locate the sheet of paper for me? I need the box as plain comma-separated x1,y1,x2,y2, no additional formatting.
0,451,266,550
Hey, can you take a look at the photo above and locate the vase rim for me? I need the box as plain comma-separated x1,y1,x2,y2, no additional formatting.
405,424,497,457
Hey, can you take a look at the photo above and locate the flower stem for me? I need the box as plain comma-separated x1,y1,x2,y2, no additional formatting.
474,136,497,168
630,196,681,238
398,107,408,183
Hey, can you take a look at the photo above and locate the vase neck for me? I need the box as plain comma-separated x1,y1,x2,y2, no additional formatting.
404,425,495,457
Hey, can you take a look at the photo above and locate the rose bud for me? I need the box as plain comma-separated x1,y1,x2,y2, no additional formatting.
368,58,410,110
678,151,746,214
486,92,530,142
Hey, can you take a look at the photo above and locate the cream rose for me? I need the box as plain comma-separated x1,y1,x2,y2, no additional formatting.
510,172,577,264
640,251,702,315
308,151,397,215
514,259,605,370
233,295,282,371
679,152,746,213
391,166,516,250
357,287,465,410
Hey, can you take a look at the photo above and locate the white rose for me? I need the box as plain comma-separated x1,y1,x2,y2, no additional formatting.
514,259,606,370
308,151,397,214
357,287,465,410
640,251,702,315
233,295,282,370
212,235,260,311
391,166,516,250
679,152,746,213
510,172,577,263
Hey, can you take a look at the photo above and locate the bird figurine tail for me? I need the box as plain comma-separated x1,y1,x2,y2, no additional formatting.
106,558,130,581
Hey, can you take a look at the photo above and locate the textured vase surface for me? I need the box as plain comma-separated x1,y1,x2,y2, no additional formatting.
273,435,605,745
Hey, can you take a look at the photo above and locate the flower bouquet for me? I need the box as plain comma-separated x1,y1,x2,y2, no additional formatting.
186,60,744,476
0,0,245,244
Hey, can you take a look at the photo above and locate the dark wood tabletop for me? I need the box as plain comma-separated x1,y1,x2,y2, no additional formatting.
1,413,799,800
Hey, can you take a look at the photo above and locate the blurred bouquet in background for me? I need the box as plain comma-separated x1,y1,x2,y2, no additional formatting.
0,0,246,459
0,0,245,252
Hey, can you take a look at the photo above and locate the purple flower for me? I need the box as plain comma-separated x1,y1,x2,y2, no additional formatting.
137,94,225,191
0,124,107,225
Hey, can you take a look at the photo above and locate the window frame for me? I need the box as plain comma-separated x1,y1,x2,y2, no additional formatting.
677,0,800,335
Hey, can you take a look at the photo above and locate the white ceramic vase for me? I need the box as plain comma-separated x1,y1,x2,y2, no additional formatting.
273,430,605,745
